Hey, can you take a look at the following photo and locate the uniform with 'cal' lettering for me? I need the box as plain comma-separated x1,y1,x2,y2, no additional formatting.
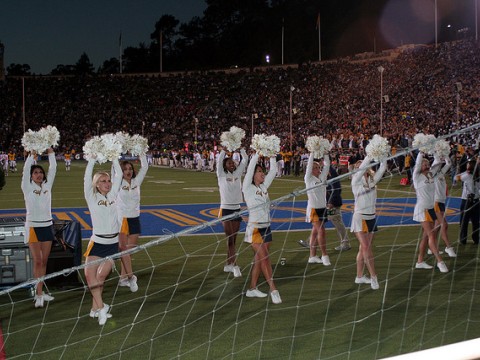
413,152,441,223
84,159,122,247
305,153,330,223
116,155,148,235
22,152,57,242
242,153,276,243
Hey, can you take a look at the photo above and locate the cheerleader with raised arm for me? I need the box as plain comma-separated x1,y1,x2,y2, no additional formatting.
242,134,281,304
116,154,148,292
413,151,448,272
304,151,331,265
84,156,122,325
22,148,57,308
216,146,248,277
432,151,456,257
350,154,386,290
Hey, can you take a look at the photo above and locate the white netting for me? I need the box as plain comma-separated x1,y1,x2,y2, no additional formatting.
1,125,480,359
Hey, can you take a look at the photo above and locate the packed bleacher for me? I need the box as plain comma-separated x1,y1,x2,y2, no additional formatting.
0,39,479,161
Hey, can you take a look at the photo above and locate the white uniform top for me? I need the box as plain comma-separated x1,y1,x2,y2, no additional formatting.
216,149,247,210
459,172,476,200
304,153,330,209
116,155,148,218
434,156,451,204
413,152,440,218
242,154,276,228
21,153,57,228
351,155,386,215
84,159,122,244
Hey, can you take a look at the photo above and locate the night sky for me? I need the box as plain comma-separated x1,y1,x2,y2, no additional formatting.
0,0,477,74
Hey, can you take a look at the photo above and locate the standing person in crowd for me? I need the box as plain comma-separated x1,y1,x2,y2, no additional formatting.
350,155,387,290
413,152,449,272
22,148,57,308
64,151,72,171
8,149,17,173
116,154,149,292
84,156,122,325
433,154,456,257
304,152,331,265
328,166,351,251
243,152,281,304
216,147,248,278
457,159,480,245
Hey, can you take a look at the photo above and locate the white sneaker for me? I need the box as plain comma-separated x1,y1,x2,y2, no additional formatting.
427,249,443,255
232,266,242,278
246,288,268,298
119,277,130,287
42,292,55,302
415,261,433,270
445,247,457,257
370,276,380,290
437,261,449,273
97,304,110,326
308,256,322,264
355,275,371,284
335,243,351,251
223,264,234,273
34,295,44,308
270,290,282,304
129,275,139,292
321,255,331,266
89,304,112,318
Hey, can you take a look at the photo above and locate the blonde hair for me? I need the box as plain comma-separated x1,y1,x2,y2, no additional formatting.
92,171,110,194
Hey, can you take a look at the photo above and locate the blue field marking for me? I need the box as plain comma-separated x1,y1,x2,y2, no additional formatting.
0,197,462,238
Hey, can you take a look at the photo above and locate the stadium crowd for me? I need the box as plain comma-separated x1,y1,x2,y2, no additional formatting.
0,39,479,164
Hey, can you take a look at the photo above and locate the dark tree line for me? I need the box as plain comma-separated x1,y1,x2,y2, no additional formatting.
5,0,472,76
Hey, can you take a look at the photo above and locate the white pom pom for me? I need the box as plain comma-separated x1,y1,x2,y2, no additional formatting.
434,139,450,158
220,126,246,152
250,134,280,157
115,131,131,154
83,136,105,163
128,134,149,156
306,136,332,158
413,133,436,154
365,134,391,162
101,133,123,161
22,130,41,152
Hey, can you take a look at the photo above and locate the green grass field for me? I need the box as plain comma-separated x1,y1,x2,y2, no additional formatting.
0,159,479,360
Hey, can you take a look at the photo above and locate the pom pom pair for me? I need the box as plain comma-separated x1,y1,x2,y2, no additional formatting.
250,134,280,158
365,134,391,162
305,136,332,158
83,132,149,164
220,126,246,152
21,125,60,153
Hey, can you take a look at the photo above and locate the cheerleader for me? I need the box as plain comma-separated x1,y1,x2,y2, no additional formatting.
413,152,448,272
242,153,281,304
84,157,122,325
216,148,248,277
304,152,331,265
21,148,57,308
116,154,148,292
350,155,386,290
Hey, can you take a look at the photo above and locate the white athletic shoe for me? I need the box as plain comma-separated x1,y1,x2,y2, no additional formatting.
90,304,112,318
321,255,331,266
119,277,130,287
355,275,371,284
42,292,55,302
223,264,234,273
232,266,242,278
270,290,282,304
246,288,268,298
97,304,110,326
370,276,380,290
415,261,433,270
308,256,323,264
34,295,44,308
129,275,139,292
335,243,351,251
427,249,443,255
445,247,457,258
437,261,449,273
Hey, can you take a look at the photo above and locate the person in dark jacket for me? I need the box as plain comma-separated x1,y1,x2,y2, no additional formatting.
327,166,351,251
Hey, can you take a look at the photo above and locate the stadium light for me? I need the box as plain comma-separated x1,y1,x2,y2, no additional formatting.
289,86,294,151
378,66,385,136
